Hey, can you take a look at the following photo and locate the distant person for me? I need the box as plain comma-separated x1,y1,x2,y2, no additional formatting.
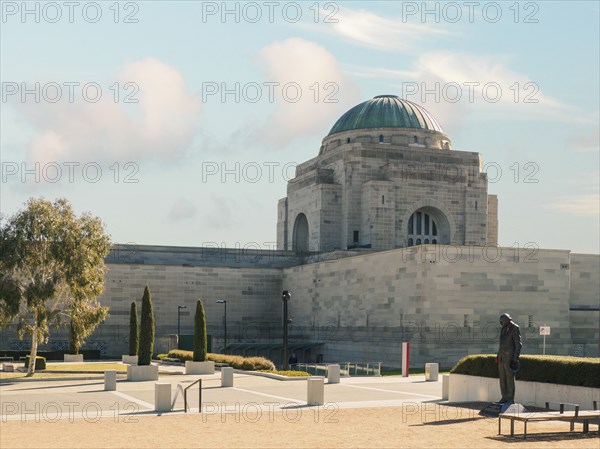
288,352,298,365
496,313,522,404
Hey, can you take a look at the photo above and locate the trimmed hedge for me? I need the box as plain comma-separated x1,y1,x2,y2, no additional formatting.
450,354,600,388
23,356,46,370
166,350,276,371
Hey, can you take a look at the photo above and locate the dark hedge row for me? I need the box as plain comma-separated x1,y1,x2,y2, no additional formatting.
450,354,600,388
22,356,46,370
0,350,100,360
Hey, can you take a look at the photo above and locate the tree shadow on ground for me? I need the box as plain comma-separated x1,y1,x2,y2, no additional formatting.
12,381,104,391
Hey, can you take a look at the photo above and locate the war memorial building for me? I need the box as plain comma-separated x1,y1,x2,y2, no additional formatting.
4,96,597,367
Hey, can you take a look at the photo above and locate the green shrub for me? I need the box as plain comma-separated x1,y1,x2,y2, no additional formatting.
165,350,276,371
450,354,600,388
156,354,167,360
241,359,254,370
166,349,193,362
23,356,46,370
138,286,155,366
129,301,138,356
193,300,207,362
257,370,311,377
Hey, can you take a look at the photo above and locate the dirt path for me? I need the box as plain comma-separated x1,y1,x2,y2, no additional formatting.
1,405,598,448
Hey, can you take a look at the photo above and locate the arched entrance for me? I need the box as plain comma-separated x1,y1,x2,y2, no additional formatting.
293,213,309,253
407,207,450,246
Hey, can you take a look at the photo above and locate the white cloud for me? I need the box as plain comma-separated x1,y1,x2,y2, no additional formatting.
345,65,419,80
256,38,361,146
17,58,200,165
307,7,449,51
412,51,565,109
169,198,197,222
348,51,586,130
545,195,600,218
567,130,600,153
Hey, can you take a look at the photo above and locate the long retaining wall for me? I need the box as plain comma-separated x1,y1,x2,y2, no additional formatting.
448,373,600,410
2,245,597,366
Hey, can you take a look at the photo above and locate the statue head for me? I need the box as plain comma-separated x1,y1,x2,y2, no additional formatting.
499,313,512,326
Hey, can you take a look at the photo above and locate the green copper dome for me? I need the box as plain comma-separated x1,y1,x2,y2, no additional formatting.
328,95,444,136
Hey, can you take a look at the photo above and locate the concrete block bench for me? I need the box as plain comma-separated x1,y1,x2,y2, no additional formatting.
307,377,325,406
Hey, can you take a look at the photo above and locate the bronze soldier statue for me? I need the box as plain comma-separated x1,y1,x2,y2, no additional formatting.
496,313,522,404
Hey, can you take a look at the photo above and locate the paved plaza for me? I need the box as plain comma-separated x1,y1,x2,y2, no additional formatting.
1,364,443,421
1,364,599,448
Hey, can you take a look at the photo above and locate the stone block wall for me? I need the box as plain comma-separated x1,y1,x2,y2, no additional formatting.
282,245,576,368
96,263,283,355
4,245,594,366
569,253,600,356
487,194,499,245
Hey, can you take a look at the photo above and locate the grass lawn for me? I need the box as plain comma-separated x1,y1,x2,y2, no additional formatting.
0,371,104,380
44,362,127,373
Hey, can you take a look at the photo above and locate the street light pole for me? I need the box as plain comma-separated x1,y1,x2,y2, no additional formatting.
177,305,187,349
282,290,291,370
216,300,227,354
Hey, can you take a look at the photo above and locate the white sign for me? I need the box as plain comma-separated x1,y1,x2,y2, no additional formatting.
539,326,551,336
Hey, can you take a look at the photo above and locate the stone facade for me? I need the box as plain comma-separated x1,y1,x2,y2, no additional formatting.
569,253,600,356
277,127,494,252
487,194,498,246
5,244,595,367
281,245,600,366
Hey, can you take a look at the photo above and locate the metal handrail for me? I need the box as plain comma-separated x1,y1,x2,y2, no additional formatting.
184,378,202,413
292,362,382,376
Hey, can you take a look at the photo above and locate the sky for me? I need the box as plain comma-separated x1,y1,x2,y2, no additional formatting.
1,1,599,254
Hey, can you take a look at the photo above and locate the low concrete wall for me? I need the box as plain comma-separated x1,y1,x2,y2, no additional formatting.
184,361,215,375
448,374,600,409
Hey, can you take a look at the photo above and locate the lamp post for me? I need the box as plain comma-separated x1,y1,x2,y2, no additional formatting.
177,305,187,349
282,290,291,370
216,300,227,354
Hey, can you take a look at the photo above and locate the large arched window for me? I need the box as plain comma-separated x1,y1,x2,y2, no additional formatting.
407,207,449,246
293,213,309,253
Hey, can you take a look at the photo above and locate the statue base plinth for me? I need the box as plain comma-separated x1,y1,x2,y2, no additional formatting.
479,402,527,418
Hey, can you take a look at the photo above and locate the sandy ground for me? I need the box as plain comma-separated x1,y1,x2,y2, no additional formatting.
1,404,598,449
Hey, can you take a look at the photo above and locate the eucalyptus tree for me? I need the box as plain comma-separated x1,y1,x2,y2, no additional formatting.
0,198,111,376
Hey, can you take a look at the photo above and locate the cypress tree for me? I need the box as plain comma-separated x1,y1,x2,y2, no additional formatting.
138,286,154,366
129,301,138,356
193,299,207,362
